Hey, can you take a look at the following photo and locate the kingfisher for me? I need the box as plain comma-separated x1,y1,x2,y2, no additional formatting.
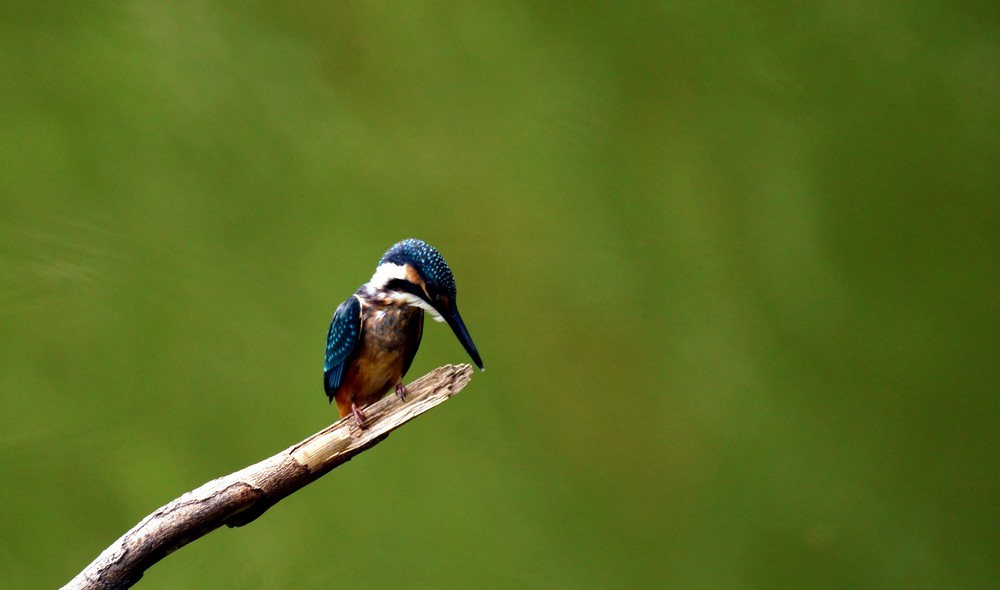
323,238,484,426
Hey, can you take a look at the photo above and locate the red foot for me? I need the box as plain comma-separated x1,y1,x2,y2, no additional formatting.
351,402,367,429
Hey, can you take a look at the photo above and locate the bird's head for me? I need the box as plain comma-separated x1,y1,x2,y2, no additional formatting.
370,238,484,370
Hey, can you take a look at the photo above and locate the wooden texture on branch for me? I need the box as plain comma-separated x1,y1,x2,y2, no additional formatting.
63,364,474,590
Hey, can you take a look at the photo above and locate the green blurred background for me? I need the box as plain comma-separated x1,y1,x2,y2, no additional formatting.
2,2,998,588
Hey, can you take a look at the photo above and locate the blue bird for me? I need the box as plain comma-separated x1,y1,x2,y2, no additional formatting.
324,239,484,426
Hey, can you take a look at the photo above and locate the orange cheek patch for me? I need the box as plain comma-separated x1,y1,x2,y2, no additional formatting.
405,264,430,299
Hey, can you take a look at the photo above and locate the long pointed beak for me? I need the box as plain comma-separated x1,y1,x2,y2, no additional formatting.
442,306,484,370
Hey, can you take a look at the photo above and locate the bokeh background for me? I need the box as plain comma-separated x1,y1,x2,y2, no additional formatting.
2,2,998,588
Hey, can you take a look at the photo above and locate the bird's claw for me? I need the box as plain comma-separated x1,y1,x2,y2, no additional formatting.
351,402,368,430
395,382,408,402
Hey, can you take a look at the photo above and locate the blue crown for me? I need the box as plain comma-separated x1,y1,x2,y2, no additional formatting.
379,239,457,298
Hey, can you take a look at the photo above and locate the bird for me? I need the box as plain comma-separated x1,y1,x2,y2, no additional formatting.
323,238,484,427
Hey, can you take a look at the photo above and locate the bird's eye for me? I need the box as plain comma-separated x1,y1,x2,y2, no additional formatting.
415,280,433,301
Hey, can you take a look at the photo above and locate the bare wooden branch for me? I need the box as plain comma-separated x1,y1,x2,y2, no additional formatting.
63,364,474,590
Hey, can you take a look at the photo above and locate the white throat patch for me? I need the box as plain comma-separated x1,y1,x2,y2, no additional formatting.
369,262,445,322
395,292,445,322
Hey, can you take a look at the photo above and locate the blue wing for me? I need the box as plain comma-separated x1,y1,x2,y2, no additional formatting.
323,294,362,401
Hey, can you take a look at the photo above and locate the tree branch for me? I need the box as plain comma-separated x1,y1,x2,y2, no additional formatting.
62,364,475,590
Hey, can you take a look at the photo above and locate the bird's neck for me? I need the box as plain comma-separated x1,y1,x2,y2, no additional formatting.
358,282,443,322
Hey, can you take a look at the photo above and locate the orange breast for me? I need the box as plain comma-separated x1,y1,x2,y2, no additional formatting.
333,304,423,418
